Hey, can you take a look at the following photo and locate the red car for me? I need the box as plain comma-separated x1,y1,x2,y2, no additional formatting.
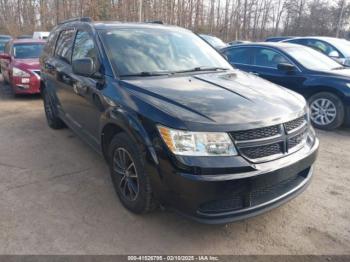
0,39,45,95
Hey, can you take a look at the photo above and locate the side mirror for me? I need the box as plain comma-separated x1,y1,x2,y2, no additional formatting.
0,53,11,60
72,58,97,77
329,50,340,58
277,63,296,72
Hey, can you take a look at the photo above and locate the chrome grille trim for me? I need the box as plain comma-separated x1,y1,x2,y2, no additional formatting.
284,115,307,134
231,115,308,163
232,125,281,141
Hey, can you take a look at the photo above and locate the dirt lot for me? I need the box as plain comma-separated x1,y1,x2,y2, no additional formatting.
0,77,349,255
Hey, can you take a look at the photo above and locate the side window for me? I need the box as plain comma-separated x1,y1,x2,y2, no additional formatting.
72,31,98,64
253,48,289,68
44,30,58,55
305,39,336,56
55,29,76,63
224,48,251,64
287,39,305,44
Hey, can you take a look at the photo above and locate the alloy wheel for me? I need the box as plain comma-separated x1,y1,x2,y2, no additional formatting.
113,148,139,201
310,98,337,126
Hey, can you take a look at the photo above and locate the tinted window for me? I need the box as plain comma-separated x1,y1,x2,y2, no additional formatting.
55,29,75,63
284,46,341,71
224,48,251,64
44,31,59,55
253,48,289,68
286,39,306,44
100,28,231,76
200,35,227,49
325,38,350,57
72,31,98,64
13,44,44,59
305,39,337,56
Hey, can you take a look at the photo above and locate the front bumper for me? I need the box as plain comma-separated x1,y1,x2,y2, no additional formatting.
11,75,40,94
155,138,319,224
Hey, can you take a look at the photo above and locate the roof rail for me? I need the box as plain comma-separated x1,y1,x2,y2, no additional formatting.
58,17,92,25
145,20,163,24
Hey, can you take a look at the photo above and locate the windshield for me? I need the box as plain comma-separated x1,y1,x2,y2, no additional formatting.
13,44,44,59
200,34,227,49
284,46,342,71
100,28,232,76
326,38,350,57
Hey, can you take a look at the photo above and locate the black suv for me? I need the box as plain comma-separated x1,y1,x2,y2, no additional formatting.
40,18,319,224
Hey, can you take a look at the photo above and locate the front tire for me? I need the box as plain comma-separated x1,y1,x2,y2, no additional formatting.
42,88,65,129
108,133,156,214
309,92,344,130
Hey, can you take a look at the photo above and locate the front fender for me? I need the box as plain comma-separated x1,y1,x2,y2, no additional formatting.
99,106,159,165
303,76,350,101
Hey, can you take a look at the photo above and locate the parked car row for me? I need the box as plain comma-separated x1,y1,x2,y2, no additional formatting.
2,18,350,223
221,42,350,130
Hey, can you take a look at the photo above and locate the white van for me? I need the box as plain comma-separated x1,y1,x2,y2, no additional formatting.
33,31,50,40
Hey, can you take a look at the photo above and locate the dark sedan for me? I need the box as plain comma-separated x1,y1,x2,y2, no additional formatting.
221,42,350,130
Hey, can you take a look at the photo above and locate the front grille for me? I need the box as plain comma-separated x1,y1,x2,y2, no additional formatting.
232,125,280,141
288,131,307,150
199,168,310,214
240,143,282,159
284,116,306,133
231,115,307,162
199,197,243,213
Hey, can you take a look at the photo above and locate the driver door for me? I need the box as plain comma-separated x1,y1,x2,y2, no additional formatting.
250,47,305,93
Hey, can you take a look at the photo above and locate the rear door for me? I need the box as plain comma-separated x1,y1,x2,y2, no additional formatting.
48,29,78,128
222,47,255,73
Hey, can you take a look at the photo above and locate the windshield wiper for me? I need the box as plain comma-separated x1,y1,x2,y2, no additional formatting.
120,71,171,77
172,66,230,74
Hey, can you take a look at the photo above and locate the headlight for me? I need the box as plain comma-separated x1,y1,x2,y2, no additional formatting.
13,67,30,77
346,83,350,88
157,125,237,156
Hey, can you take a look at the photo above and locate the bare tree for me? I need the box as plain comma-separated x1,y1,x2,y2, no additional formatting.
0,0,349,41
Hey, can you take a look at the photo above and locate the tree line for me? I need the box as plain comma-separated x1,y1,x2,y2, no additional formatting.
0,0,349,41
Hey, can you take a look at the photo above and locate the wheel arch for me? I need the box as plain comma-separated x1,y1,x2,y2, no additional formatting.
304,85,346,102
100,108,158,166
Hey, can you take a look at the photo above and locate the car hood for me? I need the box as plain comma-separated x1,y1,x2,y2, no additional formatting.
13,58,40,70
121,70,307,130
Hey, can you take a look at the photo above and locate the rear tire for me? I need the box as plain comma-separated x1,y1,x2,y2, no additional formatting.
42,88,65,129
108,132,156,214
308,92,344,130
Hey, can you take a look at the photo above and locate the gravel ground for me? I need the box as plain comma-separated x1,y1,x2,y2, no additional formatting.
0,77,349,255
